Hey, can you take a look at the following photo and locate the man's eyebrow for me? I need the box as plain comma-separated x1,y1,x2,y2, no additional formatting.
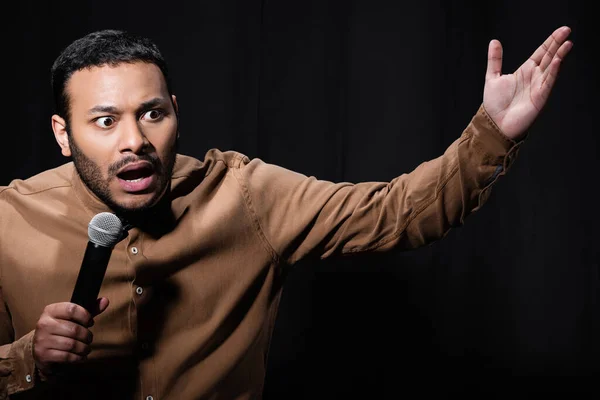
86,98,169,116
137,97,168,113
87,105,120,115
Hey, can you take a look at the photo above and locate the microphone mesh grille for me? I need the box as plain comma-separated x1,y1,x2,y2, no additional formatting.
88,212,124,247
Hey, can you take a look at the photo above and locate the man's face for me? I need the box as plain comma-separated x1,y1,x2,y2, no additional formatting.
54,62,179,214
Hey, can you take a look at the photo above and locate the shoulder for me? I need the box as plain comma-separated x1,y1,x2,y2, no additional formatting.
0,163,74,201
172,150,250,178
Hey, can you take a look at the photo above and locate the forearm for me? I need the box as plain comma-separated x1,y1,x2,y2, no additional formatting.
301,104,521,255
360,103,521,251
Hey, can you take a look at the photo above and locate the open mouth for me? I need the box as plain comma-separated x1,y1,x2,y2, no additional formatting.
116,162,156,192
117,165,154,182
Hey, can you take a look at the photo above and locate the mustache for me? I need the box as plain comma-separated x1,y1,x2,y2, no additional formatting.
108,154,161,177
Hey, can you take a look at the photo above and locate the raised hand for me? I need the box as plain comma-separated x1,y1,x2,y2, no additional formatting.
483,26,573,140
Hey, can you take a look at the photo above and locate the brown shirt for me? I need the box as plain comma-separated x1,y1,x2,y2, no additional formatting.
0,105,520,399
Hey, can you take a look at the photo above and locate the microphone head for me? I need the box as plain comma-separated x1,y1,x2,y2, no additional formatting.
88,212,124,247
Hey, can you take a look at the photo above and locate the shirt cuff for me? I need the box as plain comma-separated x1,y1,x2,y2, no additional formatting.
5,331,37,395
462,104,525,206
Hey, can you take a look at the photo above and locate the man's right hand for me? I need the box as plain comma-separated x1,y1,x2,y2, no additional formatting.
33,297,109,378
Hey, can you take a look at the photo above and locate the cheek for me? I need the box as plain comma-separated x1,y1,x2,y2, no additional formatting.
71,123,116,152
81,145,115,169
73,142,117,176
158,138,178,163
149,128,178,156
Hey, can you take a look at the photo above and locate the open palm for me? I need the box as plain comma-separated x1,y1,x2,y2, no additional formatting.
483,26,573,140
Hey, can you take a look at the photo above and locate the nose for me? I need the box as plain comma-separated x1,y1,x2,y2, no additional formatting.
118,118,149,154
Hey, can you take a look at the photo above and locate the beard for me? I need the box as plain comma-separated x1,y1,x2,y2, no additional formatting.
69,132,177,216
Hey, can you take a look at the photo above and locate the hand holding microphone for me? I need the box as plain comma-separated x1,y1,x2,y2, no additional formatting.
33,213,123,378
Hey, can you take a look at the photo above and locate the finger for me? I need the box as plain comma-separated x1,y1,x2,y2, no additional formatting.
45,336,92,357
44,302,93,326
556,39,574,61
540,41,572,97
485,39,503,81
40,349,87,364
36,316,93,344
37,313,93,344
530,26,571,70
539,27,571,70
51,319,94,343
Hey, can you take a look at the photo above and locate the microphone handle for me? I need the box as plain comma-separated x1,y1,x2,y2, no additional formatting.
70,241,112,312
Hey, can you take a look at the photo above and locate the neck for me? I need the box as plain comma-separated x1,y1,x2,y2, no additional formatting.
118,189,176,237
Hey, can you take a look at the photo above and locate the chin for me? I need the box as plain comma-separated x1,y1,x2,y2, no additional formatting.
113,195,158,214
108,180,169,215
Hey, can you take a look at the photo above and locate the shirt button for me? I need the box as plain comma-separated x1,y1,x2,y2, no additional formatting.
25,374,32,383
131,246,139,255
136,286,144,295
146,396,154,400
141,342,149,350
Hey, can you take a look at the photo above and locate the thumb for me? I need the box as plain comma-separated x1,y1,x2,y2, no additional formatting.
486,39,503,81
90,297,110,319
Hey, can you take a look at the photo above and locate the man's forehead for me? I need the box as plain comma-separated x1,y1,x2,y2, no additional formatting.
66,62,168,109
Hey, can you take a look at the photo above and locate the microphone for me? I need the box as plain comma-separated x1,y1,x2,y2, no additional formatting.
70,212,124,312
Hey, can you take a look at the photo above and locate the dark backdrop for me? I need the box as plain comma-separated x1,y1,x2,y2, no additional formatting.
5,0,598,398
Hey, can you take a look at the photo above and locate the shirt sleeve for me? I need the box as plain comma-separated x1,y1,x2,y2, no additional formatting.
233,104,523,265
0,284,37,397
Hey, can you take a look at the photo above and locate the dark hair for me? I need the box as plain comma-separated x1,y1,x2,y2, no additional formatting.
51,29,173,125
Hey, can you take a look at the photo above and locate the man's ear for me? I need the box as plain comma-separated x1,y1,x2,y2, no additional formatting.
51,115,71,157
172,95,180,139
172,94,179,115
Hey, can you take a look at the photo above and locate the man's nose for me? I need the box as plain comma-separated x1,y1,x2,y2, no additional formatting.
118,119,148,154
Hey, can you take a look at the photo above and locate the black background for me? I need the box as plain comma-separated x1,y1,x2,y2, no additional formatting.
4,0,598,398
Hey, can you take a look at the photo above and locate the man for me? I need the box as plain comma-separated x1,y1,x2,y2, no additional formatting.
0,27,572,399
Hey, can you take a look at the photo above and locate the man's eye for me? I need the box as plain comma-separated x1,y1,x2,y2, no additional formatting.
142,109,164,121
94,117,115,128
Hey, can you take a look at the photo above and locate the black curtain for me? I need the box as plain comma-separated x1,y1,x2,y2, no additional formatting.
5,0,597,398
